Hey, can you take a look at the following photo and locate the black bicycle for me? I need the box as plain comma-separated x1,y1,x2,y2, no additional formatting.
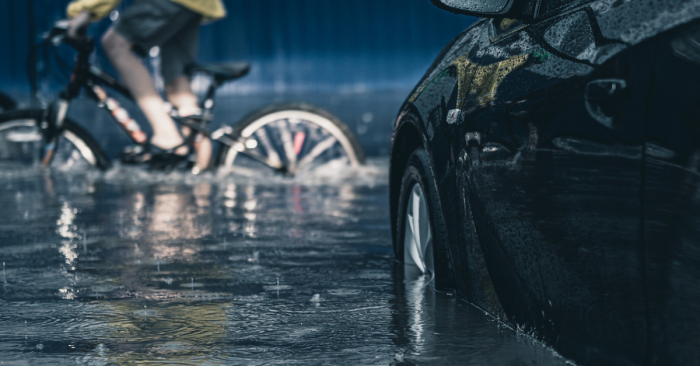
0,21,364,174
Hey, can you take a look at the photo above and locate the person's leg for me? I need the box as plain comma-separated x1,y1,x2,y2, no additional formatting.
101,29,185,151
165,77,212,173
161,16,211,173
165,77,198,116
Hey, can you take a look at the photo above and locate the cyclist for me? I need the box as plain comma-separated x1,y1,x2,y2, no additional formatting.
66,0,226,173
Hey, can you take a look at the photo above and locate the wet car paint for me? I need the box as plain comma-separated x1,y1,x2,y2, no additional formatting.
0,163,571,365
391,0,700,365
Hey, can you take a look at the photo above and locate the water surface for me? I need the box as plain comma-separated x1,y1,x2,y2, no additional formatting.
0,161,570,365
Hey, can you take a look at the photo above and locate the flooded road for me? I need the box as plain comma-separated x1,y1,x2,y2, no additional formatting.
0,161,569,365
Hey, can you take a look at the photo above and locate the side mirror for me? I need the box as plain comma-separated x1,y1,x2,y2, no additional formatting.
431,0,519,17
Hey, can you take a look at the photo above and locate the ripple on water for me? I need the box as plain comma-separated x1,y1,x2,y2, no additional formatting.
0,161,569,365
262,285,293,291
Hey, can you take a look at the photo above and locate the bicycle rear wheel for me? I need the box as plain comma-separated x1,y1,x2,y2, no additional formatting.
216,103,364,176
0,109,110,170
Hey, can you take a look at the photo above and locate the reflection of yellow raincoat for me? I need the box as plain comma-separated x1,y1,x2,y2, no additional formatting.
67,0,226,21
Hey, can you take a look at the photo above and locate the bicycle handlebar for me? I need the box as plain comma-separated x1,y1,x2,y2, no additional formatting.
28,21,92,101
44,20,89,49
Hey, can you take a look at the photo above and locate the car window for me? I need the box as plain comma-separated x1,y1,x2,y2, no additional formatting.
539,0,589,16
491,18,526,41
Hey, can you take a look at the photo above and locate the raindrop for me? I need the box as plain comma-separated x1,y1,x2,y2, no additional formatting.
83,232,87,254
2,262,6,286
191,277,194,292
156,254,160,273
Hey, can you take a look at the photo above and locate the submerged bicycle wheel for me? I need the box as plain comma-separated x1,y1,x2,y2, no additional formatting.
0,109,110,170
217,103,364,176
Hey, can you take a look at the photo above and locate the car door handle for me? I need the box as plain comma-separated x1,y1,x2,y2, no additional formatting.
465,132,482,166
585,78,627,128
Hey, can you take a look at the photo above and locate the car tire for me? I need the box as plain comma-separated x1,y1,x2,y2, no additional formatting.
395,147,455,291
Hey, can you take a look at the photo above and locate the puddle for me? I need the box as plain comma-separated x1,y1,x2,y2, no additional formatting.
0,161,568,365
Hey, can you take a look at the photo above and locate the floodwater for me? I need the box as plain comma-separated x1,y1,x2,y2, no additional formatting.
0,160,570,365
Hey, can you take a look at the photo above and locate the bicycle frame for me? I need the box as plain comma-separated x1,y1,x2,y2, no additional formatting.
39,35,243,166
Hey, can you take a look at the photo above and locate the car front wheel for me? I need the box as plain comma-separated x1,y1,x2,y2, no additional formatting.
395,147,455,290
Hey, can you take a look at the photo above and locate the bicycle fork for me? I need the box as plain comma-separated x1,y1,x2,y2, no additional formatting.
39,98,69,166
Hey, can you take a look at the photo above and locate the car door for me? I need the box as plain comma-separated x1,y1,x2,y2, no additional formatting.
641,18,700,366
457,1,652,364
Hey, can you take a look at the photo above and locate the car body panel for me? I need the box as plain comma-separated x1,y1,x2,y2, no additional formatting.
642,23,700,365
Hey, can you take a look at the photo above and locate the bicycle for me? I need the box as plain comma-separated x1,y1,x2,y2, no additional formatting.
0,21,364,175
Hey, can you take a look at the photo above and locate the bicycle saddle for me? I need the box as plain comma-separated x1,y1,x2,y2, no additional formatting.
186,62,250,82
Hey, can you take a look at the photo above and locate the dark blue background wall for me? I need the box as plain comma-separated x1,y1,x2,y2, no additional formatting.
0,0,475,156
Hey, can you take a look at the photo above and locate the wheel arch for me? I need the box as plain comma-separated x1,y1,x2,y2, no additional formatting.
390,105,461,291
390,108,430,252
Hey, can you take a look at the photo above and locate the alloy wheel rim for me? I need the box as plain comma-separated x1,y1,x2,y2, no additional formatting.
403,182,434,275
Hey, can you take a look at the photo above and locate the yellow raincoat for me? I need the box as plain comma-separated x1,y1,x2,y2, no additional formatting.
67,0,226,21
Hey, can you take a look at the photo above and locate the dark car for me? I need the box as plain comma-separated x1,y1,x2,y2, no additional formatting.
390,0,700,364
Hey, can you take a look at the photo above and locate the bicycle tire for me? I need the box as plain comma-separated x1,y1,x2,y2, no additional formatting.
216,102,365,175
0,93,16,112
0,109,110,170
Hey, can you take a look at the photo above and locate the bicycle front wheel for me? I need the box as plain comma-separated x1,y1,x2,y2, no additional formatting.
0,109,110,170
216,103,365,176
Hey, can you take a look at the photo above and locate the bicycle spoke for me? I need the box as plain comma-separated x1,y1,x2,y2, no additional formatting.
254,126,281,168
296,136,338,169
279,120,297,172
238,148,285,172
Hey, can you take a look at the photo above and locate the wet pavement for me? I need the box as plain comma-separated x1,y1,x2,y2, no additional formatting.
0,160,570,365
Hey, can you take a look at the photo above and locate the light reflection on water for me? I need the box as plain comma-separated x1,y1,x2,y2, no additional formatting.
0,160,569,365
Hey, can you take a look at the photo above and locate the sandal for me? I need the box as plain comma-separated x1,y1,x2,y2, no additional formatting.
120,144,152,164
149,148,191,171
120,142,191,170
